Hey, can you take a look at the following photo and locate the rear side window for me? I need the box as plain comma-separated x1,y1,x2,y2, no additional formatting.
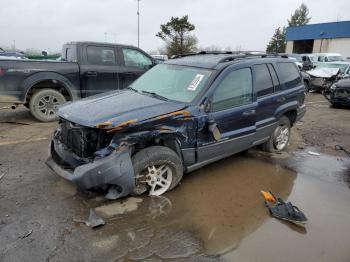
253,64,274,97
267,64,280,91
212,68,253,111
277,62,302,89
87,46,116,65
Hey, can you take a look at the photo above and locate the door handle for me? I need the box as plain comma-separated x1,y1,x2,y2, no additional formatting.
276,97,286,102
85,71,98,77
242,109,256,117
123,72,135,75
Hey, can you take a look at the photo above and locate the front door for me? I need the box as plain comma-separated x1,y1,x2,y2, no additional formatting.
197,67,257,162
80,45,119,97
118,47,154,89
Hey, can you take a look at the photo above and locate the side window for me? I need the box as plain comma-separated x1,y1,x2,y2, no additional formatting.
87,46,116,65
318,56,324,62
277,62,302,90
122,48,153,69
253,64,274,97
267,64,280,91
212,68,253,112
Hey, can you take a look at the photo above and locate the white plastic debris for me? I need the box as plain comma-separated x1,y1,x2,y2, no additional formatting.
308,151,320,156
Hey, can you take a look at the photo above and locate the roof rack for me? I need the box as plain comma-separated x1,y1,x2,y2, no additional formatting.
218,52,289,63
171,51,289,62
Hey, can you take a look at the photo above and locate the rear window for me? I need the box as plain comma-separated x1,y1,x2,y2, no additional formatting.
62,45,77,62
253,64,274,97
277,62,302,89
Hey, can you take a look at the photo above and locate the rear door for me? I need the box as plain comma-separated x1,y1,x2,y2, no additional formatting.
118,47,154,89
253,63,280,141
197,66,257,162
80,45,119,97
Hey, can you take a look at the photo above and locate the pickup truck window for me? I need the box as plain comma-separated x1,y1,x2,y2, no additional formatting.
131,64,212,103
277,62,302,89
122,48,152,69
87,46,116,65
212,68,253,112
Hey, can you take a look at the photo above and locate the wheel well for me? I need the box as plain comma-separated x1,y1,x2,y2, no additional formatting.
25,80,72,104
132,137,183,161
284,110,297,126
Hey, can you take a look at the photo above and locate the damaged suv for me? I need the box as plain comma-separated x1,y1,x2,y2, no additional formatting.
46,52,306,199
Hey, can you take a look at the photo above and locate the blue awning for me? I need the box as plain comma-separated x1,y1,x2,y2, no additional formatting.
285,21,350,41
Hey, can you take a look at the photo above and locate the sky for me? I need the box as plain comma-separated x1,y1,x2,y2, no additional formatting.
0,0,349,53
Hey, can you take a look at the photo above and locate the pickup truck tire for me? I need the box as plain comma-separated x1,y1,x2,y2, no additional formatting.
262,116,291,153
29,89,66,122
131,146,183,196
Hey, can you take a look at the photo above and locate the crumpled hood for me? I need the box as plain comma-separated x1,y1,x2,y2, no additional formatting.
58,90,186,127
307,68,340,78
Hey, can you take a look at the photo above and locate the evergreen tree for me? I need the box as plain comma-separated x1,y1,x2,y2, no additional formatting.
266,3,311,52
288,3,311,27
266,27,286,53
156,15,198,56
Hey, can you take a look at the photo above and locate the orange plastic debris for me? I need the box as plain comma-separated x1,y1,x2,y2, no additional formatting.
261,190,276,203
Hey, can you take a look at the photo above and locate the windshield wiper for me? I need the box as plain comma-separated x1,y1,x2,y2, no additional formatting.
141,90,169,101
127,86,139,93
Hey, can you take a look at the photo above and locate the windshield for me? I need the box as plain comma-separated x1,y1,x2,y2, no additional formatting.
130,64,213,103
289,55,302,62
327,56,344,62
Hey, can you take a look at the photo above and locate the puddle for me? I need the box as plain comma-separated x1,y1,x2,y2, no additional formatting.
87,155,296,259
291,148,350,186
71,150,350,261
221,151,350,262
95,197,143,218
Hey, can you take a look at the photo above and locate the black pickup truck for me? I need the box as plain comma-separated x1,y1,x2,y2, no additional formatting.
0,41,155,121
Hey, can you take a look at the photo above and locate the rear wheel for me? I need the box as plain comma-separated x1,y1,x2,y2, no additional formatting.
131,146,183,196
262,116,291,153
29,89,66,122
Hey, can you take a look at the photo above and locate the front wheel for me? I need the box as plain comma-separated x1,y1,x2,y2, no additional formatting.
29,89,66,122
262,116,291,153
131,146,183,196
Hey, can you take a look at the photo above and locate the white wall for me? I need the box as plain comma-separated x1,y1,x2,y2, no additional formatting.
327,38,350,58
286,41,293,53
287,38,350,58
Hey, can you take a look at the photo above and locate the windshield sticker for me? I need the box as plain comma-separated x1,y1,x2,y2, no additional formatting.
187,74,205,91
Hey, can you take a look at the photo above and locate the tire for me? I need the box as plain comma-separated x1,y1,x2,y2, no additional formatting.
304,80,310,93
262,116,291,153
29,89,66,122
131,146,183,196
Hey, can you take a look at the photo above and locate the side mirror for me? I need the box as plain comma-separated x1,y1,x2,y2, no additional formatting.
208,120,221,141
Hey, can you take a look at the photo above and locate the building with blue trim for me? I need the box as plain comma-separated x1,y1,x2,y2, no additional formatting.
285,21,350,57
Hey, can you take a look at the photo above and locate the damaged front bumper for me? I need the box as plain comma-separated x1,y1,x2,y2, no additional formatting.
46,139,135,198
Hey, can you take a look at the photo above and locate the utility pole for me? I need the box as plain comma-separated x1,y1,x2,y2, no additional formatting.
136,0,141,48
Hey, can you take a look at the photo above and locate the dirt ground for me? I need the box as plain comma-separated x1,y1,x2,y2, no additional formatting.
0,93,350,262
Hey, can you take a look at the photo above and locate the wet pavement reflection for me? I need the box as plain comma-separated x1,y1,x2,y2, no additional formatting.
72,153,299,260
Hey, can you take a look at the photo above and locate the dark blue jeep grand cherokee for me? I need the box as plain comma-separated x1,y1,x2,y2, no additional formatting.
46,52,306,199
